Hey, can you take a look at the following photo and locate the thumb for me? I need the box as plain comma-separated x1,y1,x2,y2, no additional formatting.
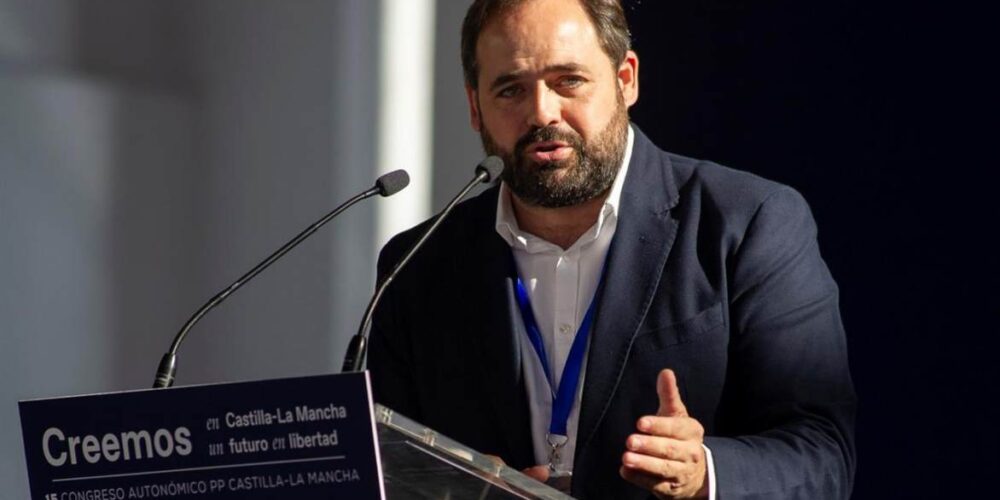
656,369,688,417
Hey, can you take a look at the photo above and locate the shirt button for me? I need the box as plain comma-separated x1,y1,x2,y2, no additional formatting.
559,324,572,335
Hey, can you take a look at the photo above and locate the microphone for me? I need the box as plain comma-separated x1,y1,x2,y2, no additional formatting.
342,156,504,372
152,169,410,388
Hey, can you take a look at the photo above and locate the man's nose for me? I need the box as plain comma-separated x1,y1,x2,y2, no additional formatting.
527,84,561,128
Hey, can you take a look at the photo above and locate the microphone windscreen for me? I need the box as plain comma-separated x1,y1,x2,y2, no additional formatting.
376,169,410,196
476,156,505,182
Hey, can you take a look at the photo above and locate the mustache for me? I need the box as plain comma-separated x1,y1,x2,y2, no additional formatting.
513,126,584,157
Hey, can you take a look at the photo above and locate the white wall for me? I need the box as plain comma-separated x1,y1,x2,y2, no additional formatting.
0,63,199,500
174,0,381,384
0,1,382,495
432,0,488,207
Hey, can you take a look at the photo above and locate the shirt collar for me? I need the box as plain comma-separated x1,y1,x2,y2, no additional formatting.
495,124,635,253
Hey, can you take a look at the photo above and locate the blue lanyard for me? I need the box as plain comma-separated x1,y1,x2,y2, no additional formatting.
513,277,599,437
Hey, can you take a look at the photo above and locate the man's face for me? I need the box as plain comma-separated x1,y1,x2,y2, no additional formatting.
466,0,638,208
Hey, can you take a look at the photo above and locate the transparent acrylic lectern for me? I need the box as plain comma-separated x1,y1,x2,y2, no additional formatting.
375,404,574,500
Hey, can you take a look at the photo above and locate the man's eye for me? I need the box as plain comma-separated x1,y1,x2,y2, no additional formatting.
560,76,585,88
497,86,522,98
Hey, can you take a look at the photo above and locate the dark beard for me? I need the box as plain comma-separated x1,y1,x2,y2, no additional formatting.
479,98,629,208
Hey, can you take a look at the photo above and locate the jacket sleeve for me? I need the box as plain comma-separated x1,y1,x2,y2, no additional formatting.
706,187,857,499
366,236,423,421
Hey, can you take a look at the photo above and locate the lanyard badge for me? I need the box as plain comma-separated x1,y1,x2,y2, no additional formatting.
514,276,600,484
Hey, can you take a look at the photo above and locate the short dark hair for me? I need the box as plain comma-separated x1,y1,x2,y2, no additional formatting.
461,0,632,89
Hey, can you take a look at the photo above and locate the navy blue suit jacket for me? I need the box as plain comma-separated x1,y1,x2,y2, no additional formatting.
369,127,856,499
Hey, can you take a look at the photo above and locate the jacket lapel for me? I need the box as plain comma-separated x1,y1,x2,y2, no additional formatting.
577,128,680,453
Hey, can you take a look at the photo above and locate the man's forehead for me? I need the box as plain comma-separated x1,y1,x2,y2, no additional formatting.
475,0,603,78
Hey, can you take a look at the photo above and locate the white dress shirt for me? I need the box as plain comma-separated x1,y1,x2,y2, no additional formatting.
494,125,717,498
494,126,632,472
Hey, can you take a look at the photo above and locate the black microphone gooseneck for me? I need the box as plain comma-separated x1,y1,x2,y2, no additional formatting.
342,156,505,373
152,170,410,388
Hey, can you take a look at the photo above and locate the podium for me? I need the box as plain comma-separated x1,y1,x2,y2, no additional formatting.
19,373,572,500
376,404,571,499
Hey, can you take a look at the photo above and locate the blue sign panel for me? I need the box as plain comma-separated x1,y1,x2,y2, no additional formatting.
19,372,384,500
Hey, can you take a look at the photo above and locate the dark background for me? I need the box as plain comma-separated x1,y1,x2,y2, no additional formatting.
624,1,997,497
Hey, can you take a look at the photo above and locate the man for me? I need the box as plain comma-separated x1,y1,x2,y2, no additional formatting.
368,0,856,498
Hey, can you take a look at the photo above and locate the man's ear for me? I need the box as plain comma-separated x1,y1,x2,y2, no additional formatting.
618,50,639,108
465,83,482,132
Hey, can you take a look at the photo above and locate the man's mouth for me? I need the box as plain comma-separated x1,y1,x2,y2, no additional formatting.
525,141,573,163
